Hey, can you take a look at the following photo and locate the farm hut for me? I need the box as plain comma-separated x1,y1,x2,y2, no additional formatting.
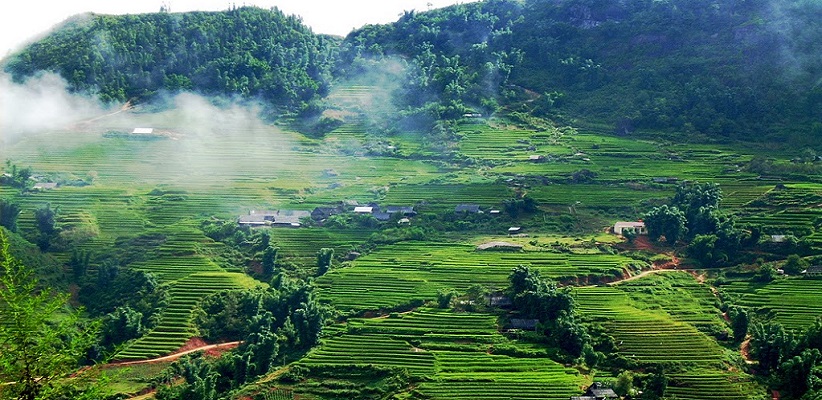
529,154,546,162
311,206,341,221
238,214,270,226
803,266,822,276
398,218,411,225
373,212,391,221
271,210,310,228
32,182,58,190
584,383,619,400
385,205,416,216
132,128,154,134
613,221,647,235
489,209,501,215
455,204,481,213
508,227,522,234
354,206,374,214
346,251,361,261
476,241,523,251
488,294,513,308
508,318,539,330
770,235,787,243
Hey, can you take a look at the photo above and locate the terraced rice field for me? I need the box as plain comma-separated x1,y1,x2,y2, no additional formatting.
575,272,760,399
295,308,586,399
316,242,634,313
720,278,822,330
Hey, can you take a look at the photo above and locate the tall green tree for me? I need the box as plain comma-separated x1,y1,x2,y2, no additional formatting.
0,199,20,232
316,248,333,276
0,231,99,400
644,205,687,243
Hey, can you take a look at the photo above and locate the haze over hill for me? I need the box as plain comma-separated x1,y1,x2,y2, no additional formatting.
3,0,821,147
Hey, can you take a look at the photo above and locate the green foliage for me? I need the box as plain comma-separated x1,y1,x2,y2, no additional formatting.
727,305,749,343
644,204,687,243
5,7,338,109
0,231,100,400
316,248,333,276
0,161,33,191
784,254,809,275
436,288,458,309
261,245,278,276
0,199,20,233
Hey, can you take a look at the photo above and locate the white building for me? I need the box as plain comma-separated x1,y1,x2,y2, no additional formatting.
613,221,647,235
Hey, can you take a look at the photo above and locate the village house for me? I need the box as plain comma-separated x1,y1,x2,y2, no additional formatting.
385,205,416,216
508,227,522,235
508,318,539,331
311,206,342,221
803,265,822,276
529,154,546,162
32,182,58,190
271,210,311,228
238,209,309,228
613,221,647,235
354,206,374,214
455,204,482,214
570,382,619,400
487,293,513,308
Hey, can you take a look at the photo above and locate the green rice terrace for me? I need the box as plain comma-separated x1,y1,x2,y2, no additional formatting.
1,84,821,399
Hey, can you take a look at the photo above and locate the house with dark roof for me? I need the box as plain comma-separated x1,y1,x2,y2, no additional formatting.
508,318,539,330
455,204,481,213
570,383,619,400
385,205,416,216
373,212,392,221
803,265,822,276
311,206,342,221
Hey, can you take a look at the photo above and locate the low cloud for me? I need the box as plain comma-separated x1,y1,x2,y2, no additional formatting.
0,72,114,144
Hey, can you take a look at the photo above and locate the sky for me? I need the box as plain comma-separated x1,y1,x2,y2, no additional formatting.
1,0,467,57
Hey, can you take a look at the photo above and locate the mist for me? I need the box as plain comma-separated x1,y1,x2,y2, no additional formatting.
0,72,113,144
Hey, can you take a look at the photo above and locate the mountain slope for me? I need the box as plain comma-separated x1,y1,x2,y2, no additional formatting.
4,7,339,110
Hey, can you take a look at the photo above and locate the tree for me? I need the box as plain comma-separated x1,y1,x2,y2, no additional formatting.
644,205,687,243
0,231,99,400
436,288,458,309
0,199,21,232
728,305,749,343
316,248,333,276
261,245,278,276
783,254,809,275
33,203,59,251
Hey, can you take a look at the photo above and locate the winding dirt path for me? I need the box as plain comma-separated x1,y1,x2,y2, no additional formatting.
111,341,241,367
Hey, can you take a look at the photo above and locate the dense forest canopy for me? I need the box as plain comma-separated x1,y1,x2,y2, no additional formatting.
3,0,821,143
4,7,338,111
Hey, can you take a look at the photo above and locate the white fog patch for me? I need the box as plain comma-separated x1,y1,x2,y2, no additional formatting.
0,72,111,143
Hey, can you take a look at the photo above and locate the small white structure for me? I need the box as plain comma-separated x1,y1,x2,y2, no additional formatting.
354,206,373,214
614,221,647,235
770,235,787,243
132,128,154,134
508,227,522,234
32,182,58,190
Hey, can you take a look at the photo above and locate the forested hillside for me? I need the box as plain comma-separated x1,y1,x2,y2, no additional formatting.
343,0,822,144
4,0,821,144
4,7,338,110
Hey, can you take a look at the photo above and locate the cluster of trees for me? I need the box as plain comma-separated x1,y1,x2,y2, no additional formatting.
749,319,822,399
5,7,338,111
154,278,331,399
507,265,597,363
0,161,33,191
340,0,525,123
643,183,754,267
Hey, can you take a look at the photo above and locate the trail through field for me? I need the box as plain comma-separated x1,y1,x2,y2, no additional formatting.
111,340,241,366
607,238,681,285
740,337,756,365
